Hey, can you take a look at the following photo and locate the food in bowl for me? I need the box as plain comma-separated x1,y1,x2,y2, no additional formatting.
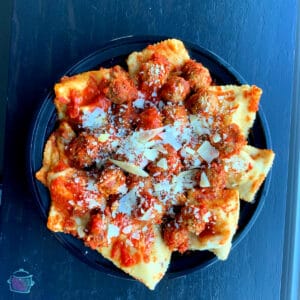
36,39,275,289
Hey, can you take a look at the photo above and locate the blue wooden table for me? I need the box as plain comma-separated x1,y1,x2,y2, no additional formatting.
0,1,299,299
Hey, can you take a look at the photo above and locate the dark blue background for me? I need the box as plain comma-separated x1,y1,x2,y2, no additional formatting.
0,1,298,299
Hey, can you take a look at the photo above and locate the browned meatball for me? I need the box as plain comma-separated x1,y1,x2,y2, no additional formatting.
203,162,227,190
139,53,171,97
104,66,138,104
180,204,207,235
212,124,246,158
126,174,153,191
163,221,189,253
97,167,126,196
185,91,218,115
67,132,100,168
136,107,163,130
112,101,137,132
182,60,212,91
161,76,190,103
162,104,189,126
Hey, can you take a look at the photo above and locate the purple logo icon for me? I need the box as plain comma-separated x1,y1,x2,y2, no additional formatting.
7,268,35,294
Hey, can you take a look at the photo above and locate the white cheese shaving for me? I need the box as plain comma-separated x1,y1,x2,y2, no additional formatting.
86,198,100,209
200,171,211,187
189,115,211,135
172,169,199,194
185,147,195,155
109,159,149,177
118,184,128,195
202,211,212,223
139,209,153,221
118,188,138,216
144,148,159,161
157,158,168,170
86,180,98,192
154,203,163,213
197,141,219,163
133,98,145,109
212,133,221,143
107,224,120,241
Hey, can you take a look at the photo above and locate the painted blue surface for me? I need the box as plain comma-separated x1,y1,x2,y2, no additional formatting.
0,1,298,299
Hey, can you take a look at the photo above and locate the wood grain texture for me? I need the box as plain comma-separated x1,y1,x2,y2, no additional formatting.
0,0,298,299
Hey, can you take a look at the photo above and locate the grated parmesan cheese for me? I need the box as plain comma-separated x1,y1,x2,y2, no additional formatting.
81,107,107,130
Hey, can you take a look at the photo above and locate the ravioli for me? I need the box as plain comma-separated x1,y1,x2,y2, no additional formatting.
36,39,274,289
188,189,240,260
225,145,275,202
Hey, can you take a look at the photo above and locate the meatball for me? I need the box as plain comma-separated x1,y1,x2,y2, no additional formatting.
139,53,171,97
112,101,137,132
161,76,190,103
212,124,246,158
180,204,207,235
137,107,163,130
97,167,126,196
104,66,138,104
182,60,212,91
203,162,227,190
67,132,100,168
163,221,189,253
133,191,164,224
126,174,153,191
185,91,218,115
162,104,189,126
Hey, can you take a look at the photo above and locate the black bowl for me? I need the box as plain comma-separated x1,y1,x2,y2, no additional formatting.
27,36,272,280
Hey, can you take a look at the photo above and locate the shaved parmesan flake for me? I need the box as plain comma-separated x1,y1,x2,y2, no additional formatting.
157,158,168,170
153,144,168,154
86,198,100,209
200,172,210,187
133,98,145,109
118,184,128,195
202,211,212,223
109,159,149,177
197,141,219,163
154,204,163,213
172,170,199,194
107,224,120,241
212,133,221,143
144,148,159,161
139,209,153,221
189,115,211,135
153,180,172,194
98,133,110,142
137,127,165,142
185,147,195,155
118,188,138,215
